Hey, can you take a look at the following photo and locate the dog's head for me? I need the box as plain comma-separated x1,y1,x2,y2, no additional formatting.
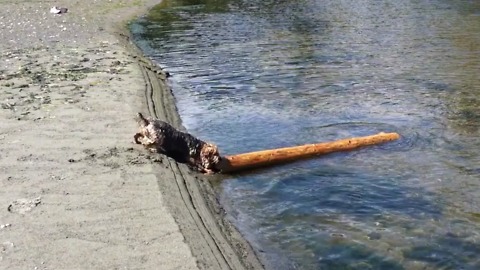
134,113,154,144
200,143,221,172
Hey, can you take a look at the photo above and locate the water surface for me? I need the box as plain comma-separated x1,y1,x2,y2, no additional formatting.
131,0,480,268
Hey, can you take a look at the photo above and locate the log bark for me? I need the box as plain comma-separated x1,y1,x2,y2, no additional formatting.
216,132,400,173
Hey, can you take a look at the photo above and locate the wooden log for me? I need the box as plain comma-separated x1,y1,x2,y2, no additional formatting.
216,132,400,173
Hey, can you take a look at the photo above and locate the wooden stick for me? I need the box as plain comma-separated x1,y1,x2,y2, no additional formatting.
216,132,400,173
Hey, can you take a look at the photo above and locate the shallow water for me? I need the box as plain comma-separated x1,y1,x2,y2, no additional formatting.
131,0,480,268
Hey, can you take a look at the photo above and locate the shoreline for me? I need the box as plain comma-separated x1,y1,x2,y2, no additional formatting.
0,1,262,269
116,11,265,270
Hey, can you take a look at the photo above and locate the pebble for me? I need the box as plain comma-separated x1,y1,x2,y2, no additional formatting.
7,197,41,214
0,224,11,229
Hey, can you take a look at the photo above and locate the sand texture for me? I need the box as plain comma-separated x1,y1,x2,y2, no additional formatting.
0,1,262,269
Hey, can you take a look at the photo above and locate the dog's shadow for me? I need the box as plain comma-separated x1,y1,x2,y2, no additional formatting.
158,148,190,164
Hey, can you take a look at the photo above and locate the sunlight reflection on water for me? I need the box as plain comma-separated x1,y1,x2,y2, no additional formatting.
131,0,480,268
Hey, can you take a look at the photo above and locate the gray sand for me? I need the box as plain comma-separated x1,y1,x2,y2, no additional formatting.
0,1,262,269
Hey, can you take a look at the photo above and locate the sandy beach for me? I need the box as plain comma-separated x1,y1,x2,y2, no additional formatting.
0,1,262,269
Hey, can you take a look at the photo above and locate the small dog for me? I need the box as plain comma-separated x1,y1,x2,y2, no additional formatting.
134,113,221,174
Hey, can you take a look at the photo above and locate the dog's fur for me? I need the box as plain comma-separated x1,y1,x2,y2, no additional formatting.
134,113,221,174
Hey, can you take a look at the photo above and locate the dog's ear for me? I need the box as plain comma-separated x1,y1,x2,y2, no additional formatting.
136,112,149,127
133,133,144,144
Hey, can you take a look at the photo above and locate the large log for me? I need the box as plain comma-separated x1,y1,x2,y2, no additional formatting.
216,132,400,173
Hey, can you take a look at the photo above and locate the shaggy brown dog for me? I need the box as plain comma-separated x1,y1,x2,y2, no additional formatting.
134,113,221,174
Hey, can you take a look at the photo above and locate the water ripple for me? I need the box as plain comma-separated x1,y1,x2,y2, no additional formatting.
132,0,480,268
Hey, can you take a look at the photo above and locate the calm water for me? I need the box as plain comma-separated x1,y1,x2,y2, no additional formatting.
131,0,480,268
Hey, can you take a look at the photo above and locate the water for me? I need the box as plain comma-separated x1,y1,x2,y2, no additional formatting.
131,0,480,268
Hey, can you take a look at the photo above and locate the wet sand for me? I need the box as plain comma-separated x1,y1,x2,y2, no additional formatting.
0,1,262,269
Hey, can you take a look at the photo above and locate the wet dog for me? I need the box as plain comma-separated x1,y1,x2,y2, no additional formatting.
134,113,221,174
